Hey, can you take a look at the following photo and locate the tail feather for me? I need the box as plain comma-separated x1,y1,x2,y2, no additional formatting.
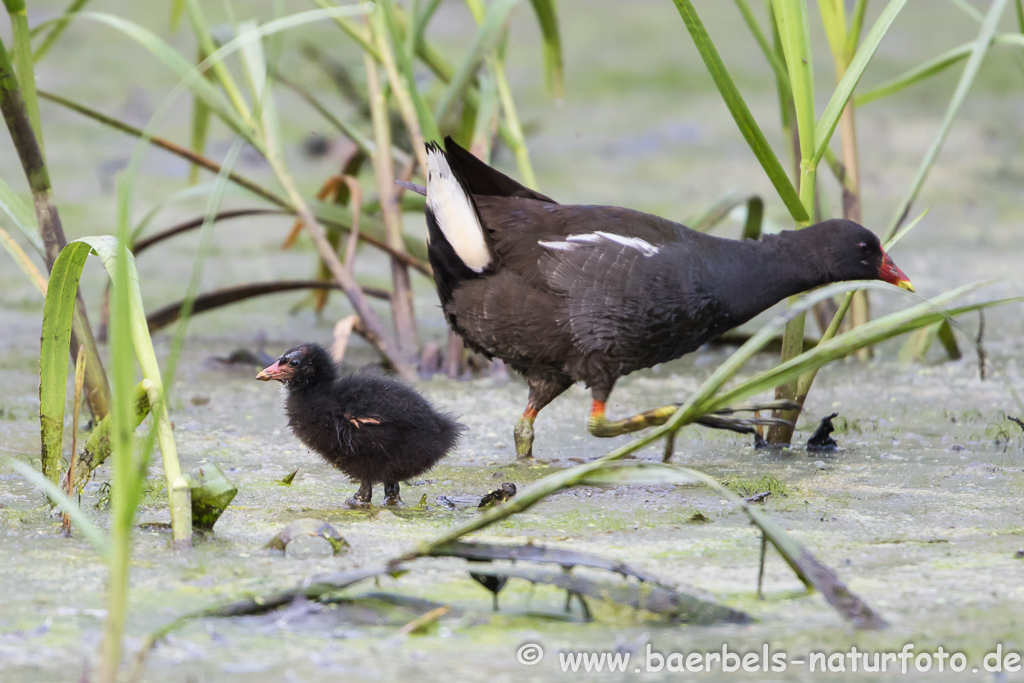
441,136,555,202
426,143,493,274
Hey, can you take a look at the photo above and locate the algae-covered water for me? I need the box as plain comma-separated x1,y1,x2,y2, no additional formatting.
2,1,1024,681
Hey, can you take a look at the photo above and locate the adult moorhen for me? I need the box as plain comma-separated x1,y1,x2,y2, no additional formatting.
257,343,465,506
413,137,913,459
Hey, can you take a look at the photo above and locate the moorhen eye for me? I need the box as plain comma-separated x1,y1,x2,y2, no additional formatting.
417,136,913,459
257,343,464,507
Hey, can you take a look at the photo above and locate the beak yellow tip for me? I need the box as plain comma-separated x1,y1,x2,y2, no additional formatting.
898,279,915,293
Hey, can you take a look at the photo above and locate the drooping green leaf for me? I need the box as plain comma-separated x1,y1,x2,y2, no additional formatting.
39,240,93,483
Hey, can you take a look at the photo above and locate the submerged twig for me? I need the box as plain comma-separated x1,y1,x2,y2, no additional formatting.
146,280,391,332
976,309,986,379
757,532,768,600
63,345,87,532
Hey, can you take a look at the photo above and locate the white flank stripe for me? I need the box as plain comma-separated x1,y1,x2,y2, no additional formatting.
539,231,660,257
426,148,491,272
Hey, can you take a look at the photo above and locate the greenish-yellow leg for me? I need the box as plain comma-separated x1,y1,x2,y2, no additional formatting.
514,408,538,459
587,400,679,437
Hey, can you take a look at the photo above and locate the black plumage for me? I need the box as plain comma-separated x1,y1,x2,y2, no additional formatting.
419,136,914,458
257,343,464,506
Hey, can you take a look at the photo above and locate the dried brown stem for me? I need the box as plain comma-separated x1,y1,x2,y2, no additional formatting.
365,50,418,366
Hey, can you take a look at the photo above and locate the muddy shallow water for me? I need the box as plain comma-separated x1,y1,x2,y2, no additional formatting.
2,1,1024,681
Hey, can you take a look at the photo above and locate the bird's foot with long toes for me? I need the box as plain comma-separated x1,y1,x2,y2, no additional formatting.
587,401,680,437
346,481,374,508
587,399,804,438
381,482,404,507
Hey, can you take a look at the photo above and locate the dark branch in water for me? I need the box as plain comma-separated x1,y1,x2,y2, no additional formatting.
146,280,391,332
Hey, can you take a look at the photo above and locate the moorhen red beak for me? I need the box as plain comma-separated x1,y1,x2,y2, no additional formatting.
257,343,465,507
879,250,915,292
413,136,914,459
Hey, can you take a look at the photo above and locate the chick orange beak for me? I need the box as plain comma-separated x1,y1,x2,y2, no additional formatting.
879,250,914,292
256,360,283,381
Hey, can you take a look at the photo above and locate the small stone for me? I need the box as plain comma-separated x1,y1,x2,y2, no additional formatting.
284,534,335,559
373,509,400,522
1014,550,1024,559
814,461,827,470
949,444,966,452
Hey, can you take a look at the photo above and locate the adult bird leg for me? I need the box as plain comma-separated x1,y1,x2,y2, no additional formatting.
382,481,403,507
346,481,374,508
588,400,801,437
514,377,573,459
514,407,540,459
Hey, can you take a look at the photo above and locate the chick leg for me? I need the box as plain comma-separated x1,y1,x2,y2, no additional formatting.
514,376,573,459
346,481,373,508
382,482,403,507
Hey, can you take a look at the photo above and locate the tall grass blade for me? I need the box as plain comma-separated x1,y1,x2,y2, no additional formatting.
735,0,792,101
772,0,814,174
947,0,984,22
855,42,973,106
672,0,807,221
6,0,43,148
373,2,435,167
528,0,563,97
37,90,288,209
74,12,251,142
99,181,136,683
884,0,1009,240
187,47,213,185
31,0,92,63
812,0,906,165
182,0,252,120
434,0,519,125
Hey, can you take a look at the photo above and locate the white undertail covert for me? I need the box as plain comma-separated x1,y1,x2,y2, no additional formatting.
426,147,492,273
